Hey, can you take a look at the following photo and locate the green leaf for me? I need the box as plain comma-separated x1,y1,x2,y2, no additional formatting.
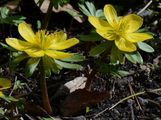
95,9,105,18
43,56,61,76
41,116,55,120
137,42,154,53
86,107,91,113
78,4,91,16
85,1,96,16
78,32,102,42
62,54,85,62
98,62,118,75
0,7,26,26
55,60,82,70
36,0,45,7
0,108,4,115
110,45,124,64
13,80,25,90
117,70,130,77
10,53,28,70
52,0,61,8
37,20,41,29
10,16,26,26
0,95,18,102
0,7,9,19
0,42,16,51
125,51,143,64
79,1,104,17
25,58,40,77
89,42,109,56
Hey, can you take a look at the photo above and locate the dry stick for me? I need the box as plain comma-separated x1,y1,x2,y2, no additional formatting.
94,87,161,118
128,83,142,110
137,0,153,15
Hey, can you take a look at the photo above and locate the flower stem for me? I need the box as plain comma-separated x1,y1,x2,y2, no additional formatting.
39,60,52,114
85,46,112,91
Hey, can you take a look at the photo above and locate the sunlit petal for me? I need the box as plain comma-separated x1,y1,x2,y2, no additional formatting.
6,38,31,51
125,33,153,42
49,38,79,50
115,37,136,52
96,29,116,40
49,31,67,43
18,22,36,44
45,50,72,59
120,14,143,33
104,4,118,28
88,16,112,30
24,48,45,57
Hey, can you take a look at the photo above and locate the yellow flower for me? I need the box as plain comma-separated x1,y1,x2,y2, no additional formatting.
88,4,153,52
6,22,79,59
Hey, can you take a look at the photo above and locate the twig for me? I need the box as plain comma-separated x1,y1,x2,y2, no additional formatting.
9,76,17,96
94,87,161,118
25,114,36,120
128,83,142,110
137,0,153,15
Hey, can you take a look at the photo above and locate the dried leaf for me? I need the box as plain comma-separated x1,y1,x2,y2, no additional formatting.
60,89,109,116
3,0,20,10
34,0,82,22
24,102,48,116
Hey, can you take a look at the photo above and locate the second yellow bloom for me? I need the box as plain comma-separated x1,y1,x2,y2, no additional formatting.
88,4,153,52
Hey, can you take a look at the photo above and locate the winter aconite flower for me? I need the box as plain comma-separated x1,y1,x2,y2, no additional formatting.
6,22,79,59
88,4,153,52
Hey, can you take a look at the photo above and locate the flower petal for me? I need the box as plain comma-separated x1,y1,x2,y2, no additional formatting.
35,30,48,46
49,38,79,50
6,38,31,51
120,14,143,33
104,4,118,28
96,29,116,40
88,16,112,30
45,50,72,59
115,37,136,52
125,33,153,42
18,22,36,44
24,48,45,57
48,31,67,43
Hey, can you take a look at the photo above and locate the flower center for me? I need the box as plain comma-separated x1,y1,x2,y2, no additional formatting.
113,25,126,39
